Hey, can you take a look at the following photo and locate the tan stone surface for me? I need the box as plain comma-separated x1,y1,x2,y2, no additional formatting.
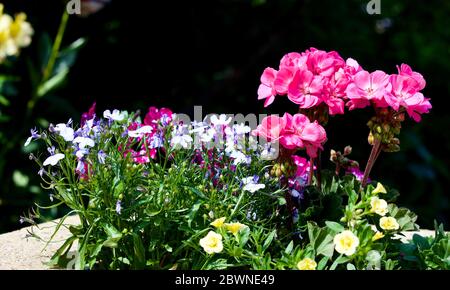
0,215,439,270
0,215,79,270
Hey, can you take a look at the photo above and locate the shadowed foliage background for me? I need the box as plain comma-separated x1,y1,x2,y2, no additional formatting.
0,0,448,233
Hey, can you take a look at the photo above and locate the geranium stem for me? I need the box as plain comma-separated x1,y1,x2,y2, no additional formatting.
308,157,315,186
362,138,382,187
317,151,322,190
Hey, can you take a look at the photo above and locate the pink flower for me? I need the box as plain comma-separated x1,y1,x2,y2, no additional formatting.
144,106,173,126
345,70,391,110
280,113,327,158
387,75,431,121
344,58,363,77
253,113,327,158
397,64,426,91
306,48,345,77
257,67,278,107
292,155,316,177
81,102,96,126
287,70,323,108
279,52,307,70
252,115,285,142
321,69,349,115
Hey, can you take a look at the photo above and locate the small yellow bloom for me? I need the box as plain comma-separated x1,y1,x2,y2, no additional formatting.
379,217,399,231
372,182,387,195
333,230,360,256
297,258,317,270
224,222,247,235
370,197,388,216
210,217,226,228
199,231,223,254
372,231,385,241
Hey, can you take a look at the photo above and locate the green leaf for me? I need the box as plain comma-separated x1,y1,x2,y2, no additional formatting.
54,38,86,75
37,67,69,97
262,229,276,251
102,224,123,248
132,233,146,268
12,170,29,188
325,221,345,233
307,222,335,258
329,255,350,270
239,226,251,247
285,240,294,254
317,256,329,270
0,95,9,106
346,263,356,270
187,202,202,227
413,234,430,250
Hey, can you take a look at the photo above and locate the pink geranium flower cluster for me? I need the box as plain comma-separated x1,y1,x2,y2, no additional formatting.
258,47,362,115
258,47,432,121
252,113,326,158
346,64,431,122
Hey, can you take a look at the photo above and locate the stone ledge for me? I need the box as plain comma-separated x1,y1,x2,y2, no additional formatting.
0,215,79,270
0,216,438,270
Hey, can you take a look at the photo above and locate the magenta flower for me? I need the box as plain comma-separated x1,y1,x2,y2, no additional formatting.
257,67,279,107
345,70,391,110
305,48,345,78
253,113,327,158
144,106,173,126
397,64,426,91
81,102,96,126
387,74,432,122
280,113,327,158
288,70,323,109
292,155,316,177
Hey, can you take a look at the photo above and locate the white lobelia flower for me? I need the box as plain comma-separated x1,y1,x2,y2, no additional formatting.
73,136,95,149
242,176,265,193
230,150,251,165
200,127,216,143
54,123,75,142
43,153,65,166
260,143,278,160
103,109,126,122
233,123,251,135
127,126,153,138
210,114,232,126
171,134,193,149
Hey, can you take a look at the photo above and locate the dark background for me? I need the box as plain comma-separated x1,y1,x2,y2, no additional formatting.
0,0,448,233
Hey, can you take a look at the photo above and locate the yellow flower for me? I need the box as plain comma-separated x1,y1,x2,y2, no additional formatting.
0,4,33,63
9,12,33,48
372,182,387,195
333,230,360,256
199,231,223,254
224,222,247,235
370,197,388,216
297,258,317,270
379,217,399,231
372,231,385,241
210,217,226,228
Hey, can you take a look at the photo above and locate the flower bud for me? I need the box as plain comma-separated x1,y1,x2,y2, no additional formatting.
376,125,382,134
330,149,337,161
368,132,375,145
344,146,352,156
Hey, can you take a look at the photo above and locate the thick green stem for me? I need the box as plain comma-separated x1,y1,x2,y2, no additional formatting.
26,9,69,116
